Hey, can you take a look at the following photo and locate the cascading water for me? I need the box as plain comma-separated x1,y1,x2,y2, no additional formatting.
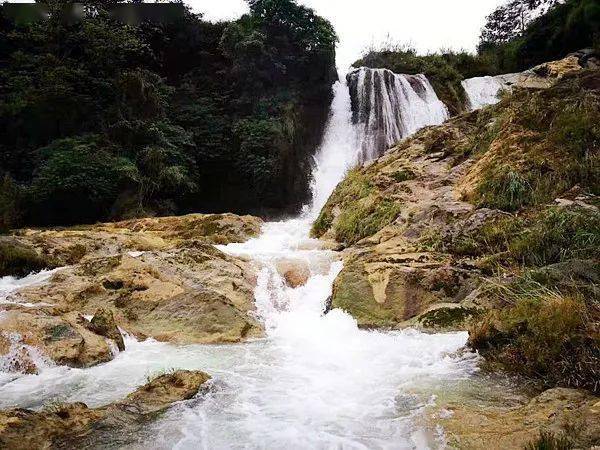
0,75,481,449
462,73,519,110
347,67,449,163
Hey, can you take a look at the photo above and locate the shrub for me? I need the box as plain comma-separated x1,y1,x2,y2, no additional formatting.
0,174,22,233
27,135,139,225
509,207,600,266
477,171,532,212
524,431,573,450
469,269,600,392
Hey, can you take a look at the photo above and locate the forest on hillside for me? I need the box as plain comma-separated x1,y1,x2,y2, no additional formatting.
1,0,598,230
0,0,337,229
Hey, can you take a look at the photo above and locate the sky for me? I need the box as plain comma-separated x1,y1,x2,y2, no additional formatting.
191,0,505,69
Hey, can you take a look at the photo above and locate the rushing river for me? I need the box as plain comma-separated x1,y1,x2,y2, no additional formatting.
1,76,486,449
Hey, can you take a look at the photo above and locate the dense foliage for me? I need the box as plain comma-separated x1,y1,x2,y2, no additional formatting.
479,0,600,72
353,0,599,114
0,0,337,229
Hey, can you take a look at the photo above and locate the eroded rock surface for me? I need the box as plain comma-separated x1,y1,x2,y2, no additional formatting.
0,370,210,449
432,388,600,449
1,213,263,371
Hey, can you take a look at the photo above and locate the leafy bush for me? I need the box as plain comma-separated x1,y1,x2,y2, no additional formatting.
26,136,138,225
0,175,22,232
0,0,337,226
334,199,401,245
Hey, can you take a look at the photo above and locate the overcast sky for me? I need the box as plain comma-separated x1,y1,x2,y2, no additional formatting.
191,0,505,69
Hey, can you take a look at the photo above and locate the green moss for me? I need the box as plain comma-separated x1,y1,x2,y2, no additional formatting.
311,169,374,238
311,209,333,237
419,307,479,330
334,198,401,245
390,168,415,183
47,324,75,341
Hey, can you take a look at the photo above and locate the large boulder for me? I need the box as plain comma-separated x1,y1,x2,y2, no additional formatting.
1,212,264,370
9,244,261,346
0,309,114,371
0,237,52,277
331,251,476,328
0,370,210,449
86,308,125,352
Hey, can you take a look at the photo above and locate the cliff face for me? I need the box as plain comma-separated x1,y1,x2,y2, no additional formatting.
313,67,599,394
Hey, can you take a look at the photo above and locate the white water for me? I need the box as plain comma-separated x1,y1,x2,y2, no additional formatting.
0,268,61,308
462,74,519,110
348,67,449,162
0,77,480,449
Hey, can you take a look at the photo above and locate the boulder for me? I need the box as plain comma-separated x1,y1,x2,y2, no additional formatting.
331,252,476,328
86,308,125,352
0,237,52,277
0,370,210,449
0,310,113,370
10,244,262,346
275,258,311,288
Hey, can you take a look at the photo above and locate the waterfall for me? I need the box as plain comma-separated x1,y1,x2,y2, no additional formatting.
347,67,449,163
0,73,478,449
462,73,519,110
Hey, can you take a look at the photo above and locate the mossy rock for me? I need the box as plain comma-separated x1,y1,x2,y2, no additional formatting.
0,237,52,277
418,306,479,331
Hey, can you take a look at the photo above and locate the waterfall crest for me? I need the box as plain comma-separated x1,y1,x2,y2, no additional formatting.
347,67,449,163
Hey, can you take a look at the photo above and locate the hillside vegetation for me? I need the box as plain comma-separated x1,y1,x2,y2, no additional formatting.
0,0,337,229
313,69,600,393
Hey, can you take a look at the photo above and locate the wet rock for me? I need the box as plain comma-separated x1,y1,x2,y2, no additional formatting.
275,258,311,288
0,237,52,277
10,242,262,346
0,370,210,449
331,252,476,328
86,308,125,352
432,388,600,449
0,310,113,369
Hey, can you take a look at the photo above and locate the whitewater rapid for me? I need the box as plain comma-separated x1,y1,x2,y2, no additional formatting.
0,76,481,449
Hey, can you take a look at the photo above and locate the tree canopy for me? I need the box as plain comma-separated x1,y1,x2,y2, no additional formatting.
0,0,337,229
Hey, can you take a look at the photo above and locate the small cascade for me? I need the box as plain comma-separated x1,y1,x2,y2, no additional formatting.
347,67,449,163
462,73,519,110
